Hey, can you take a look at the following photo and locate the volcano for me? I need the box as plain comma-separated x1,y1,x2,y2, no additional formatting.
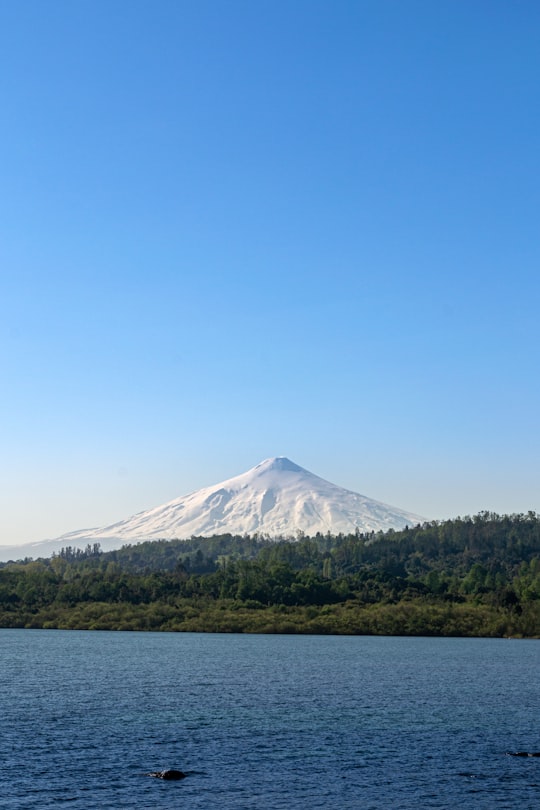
0,457,424,559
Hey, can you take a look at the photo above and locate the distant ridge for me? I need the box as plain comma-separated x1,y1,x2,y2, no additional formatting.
0,457,424,560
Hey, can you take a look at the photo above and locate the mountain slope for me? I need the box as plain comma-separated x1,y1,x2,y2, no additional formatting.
0,457,424,560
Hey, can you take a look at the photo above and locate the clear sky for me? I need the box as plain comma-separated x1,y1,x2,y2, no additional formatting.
1,0,539,545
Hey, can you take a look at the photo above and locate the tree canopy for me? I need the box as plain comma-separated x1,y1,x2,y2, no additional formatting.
1,512,540,636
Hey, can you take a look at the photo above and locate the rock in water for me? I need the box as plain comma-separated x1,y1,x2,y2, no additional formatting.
147,769,187,780
506,751,540,757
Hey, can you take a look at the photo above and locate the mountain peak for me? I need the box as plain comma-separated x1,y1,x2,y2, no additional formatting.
253,457,305,474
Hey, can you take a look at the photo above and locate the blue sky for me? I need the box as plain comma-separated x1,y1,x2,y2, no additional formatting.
1,0,539,544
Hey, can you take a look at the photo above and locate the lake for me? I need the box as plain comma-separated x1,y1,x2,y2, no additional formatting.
1,630,539,809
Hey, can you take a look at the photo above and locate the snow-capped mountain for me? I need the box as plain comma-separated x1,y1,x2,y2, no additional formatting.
0,457,424,560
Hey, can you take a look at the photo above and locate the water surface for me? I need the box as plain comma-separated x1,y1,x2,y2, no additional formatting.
1,631,539,808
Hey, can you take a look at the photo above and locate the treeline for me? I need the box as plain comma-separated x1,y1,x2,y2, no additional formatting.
1,512,540,636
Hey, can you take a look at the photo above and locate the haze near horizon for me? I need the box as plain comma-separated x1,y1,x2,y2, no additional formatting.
1,1,539,545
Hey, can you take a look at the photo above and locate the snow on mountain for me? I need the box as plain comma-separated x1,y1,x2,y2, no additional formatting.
0,457,425,560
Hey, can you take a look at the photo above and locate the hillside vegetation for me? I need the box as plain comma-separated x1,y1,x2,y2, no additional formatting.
1,512,540,636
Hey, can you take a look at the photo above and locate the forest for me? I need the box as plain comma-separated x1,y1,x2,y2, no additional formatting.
1,511,540,636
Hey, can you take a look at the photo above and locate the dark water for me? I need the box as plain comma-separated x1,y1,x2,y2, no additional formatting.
1,631,539,809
